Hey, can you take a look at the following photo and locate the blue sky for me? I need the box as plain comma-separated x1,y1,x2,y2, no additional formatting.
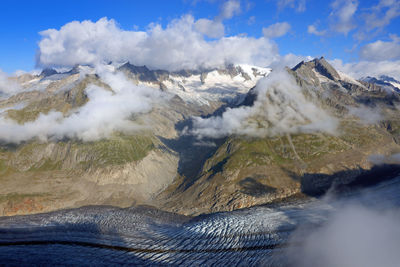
0,0,399,75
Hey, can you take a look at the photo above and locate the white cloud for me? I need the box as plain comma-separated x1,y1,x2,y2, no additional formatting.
194,0,241,38
331,58,400,81
191,70,338,139
218,0,241,20
194,18,225,38
353,0,400,41
0,70,22,97
193,0,242,38
262,22,291,38
37,16,280,71
277,0,307,12
0,67,168,143
329,0,358,35
359,35,400,61
364,0,400,32
307,24,327,36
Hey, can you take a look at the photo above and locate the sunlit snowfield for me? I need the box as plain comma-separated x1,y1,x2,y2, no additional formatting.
0,176,400,266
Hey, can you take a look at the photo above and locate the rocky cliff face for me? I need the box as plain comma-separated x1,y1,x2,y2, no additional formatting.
156,57,400,215
0,58,399,216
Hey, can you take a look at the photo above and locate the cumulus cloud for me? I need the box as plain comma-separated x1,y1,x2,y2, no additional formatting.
37,16,281,71
0,70,22,97
307,24,327,36
277,0,307,12
331,58,400,81
191,70,338,138
288,204,400,267
359,35,400,61
262,22,291,38
329,0,358,35
0,67,168,143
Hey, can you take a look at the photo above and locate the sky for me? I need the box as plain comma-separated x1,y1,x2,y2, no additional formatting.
0,0,399,79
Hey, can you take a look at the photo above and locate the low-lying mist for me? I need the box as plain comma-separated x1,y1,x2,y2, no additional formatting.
283,179,400,267
0,70,21,97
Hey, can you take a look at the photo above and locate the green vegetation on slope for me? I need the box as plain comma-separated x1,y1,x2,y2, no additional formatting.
201,121,393,177
76,135,155,168
0,134,155,173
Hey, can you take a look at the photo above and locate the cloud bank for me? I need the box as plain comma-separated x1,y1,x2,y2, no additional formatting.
37,15,280,71
0,68,167,143
191,70,338,138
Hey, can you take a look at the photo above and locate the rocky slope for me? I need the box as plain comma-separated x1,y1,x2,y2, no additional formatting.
0,63,268,215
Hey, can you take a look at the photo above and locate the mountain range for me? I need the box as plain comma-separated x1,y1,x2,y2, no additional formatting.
0,57,399,216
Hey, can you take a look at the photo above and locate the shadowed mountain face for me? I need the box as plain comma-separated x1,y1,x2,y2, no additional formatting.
0,58,400,216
